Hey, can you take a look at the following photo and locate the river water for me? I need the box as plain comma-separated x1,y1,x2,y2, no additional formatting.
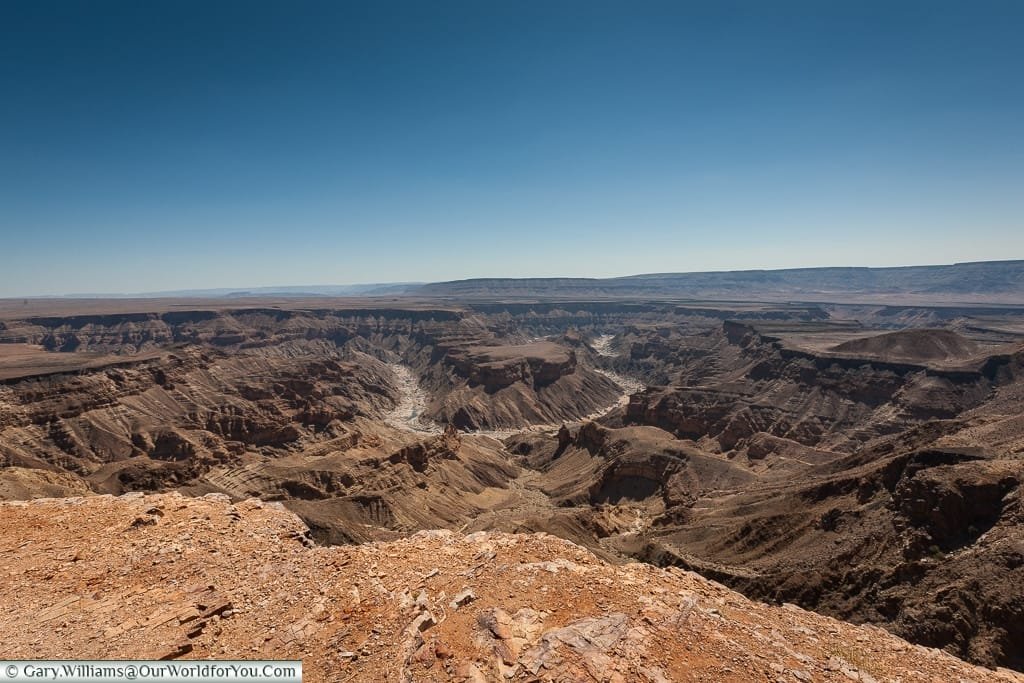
383,338,644,437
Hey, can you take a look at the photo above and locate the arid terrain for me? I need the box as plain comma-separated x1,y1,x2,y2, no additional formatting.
2,492,1021,683
7,0,1024,669
1,282,1023,678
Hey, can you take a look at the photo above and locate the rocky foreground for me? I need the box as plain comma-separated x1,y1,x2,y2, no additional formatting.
1,494,1020,683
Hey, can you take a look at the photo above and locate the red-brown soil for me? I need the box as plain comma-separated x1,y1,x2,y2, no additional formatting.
1,493,1019,683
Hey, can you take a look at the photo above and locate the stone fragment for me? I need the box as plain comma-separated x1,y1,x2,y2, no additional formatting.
152,640,193,660
198,598,233,619
456,662,488,683
478,608,515,640
520,613,629,676
129,516,157,529
410,611,436,633
450,589,476,609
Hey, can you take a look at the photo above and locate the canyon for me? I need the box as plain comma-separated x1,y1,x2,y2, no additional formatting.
1,292,1023,677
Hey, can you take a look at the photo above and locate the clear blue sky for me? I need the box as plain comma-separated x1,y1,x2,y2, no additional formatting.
2,1,1022,296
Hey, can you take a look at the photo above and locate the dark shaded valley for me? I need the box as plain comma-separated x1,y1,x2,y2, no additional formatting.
2,292,1023,672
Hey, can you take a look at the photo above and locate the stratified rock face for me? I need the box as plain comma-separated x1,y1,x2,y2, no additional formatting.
624,322,1002,453
608,323,1024,670
0,493,1013,683
892,458,1019,551
0,306,632,446
424,341,624,431
444,342,576,391
0,345,402,491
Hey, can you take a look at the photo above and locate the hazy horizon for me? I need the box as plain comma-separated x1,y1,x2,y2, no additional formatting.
5,257,1023,300
3,1,1023,297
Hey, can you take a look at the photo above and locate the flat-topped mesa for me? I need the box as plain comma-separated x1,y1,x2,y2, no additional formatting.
445,341,576,391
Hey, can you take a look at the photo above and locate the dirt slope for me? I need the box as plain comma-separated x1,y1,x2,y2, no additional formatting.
2,493,1020,683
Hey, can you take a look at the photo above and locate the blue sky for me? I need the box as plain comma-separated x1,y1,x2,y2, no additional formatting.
2,1,1022,296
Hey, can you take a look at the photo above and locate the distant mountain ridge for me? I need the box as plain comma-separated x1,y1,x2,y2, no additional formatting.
26,260,1024,304
34,283,424,299
415,260,1024,303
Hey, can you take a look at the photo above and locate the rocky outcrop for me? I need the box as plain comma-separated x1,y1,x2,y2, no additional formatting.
627,433,1024,671
625,322,1005,452
893,458,1019,552
0,493,1015,683
443,342,577,392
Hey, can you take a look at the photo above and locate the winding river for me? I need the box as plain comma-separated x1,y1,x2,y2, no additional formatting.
383,363,441,434
383,336,644,437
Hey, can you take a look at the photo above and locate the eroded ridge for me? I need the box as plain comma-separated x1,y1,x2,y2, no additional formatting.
383,357,644,438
